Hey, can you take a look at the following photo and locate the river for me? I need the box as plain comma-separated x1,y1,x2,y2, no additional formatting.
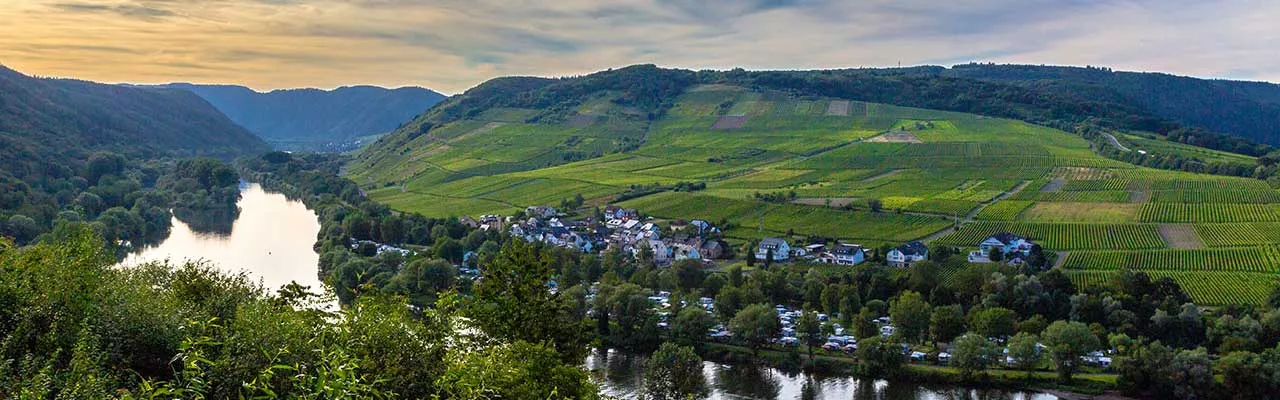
120,182,1056,399
122,182,327,298
587,349,1057,400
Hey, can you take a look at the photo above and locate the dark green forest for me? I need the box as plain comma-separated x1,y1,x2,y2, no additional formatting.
0,65,271,247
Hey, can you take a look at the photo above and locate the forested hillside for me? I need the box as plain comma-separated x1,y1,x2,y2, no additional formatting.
0,65,268,246
0,66,267,161
938,63,1280,147
157,83,445,150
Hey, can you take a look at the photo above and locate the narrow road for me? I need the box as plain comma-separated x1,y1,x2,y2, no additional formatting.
919,180,1032,244
1053,251,1070,269
1103,132,1131,152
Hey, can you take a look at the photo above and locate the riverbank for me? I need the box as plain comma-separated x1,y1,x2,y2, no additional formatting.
701,343,1124,398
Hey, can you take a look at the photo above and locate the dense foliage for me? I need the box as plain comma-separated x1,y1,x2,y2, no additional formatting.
0,225,599,399
0,152,245,249
0,65,267,180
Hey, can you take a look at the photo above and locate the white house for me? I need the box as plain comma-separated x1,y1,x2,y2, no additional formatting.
887,241,929,267
525,206,558,219
755,238,791,262
832,243,866,265
970,232,1035,263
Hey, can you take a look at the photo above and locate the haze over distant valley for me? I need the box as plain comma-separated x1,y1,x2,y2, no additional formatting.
152,83,446,151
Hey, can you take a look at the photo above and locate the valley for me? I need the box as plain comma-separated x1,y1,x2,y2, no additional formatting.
351,77,1280,306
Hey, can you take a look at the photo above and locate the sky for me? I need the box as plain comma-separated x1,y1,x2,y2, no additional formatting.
1,0,1277,94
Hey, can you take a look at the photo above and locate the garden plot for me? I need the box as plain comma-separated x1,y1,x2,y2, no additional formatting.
711,116,750,130
1158,224,1205,249
866,130,922,143
565,114,598,128
826,100,851,116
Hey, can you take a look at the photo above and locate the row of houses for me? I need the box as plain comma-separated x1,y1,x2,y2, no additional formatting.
754,238,931,268
510,205,725,265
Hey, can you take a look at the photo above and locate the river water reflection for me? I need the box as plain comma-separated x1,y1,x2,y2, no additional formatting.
122,183,326,296
587,349,1057,400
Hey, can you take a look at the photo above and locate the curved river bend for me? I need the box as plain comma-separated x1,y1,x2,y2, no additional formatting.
122,182,1057,400
123,183,325,295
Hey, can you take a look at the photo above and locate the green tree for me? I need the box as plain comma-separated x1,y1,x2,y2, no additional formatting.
906,260,939,294
953,333,997,378
673,259,706,293
432,237,464,263
970,307,1017,340
929,305,966,345
854,336,904,377
470,240,587,362
729,304,781,357
671,307,713,350
796,310,823,362
838,285,861,326
1041,320,1099,383
1216,348,1280,400
641,343,707,400
852,308,879,339
820,284,842,316
888,291,931,343
1007,332,1043,378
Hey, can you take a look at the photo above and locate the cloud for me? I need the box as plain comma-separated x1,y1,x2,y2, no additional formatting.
1,0,1277,93
53,1,174,19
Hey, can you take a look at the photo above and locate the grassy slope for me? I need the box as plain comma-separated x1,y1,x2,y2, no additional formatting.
350,83,1280,306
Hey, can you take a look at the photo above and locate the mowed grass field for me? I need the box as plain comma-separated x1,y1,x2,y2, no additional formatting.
348,84,1280,305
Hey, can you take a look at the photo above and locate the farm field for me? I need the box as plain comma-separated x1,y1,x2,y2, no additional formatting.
349,83,1280,305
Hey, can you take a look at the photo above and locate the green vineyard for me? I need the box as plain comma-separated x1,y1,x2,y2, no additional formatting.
1150,190,1280,204
1061,248,1280,273
934,221,1165,250
1193,223,1280,247
1036,190,1131,203
1137,204,1280,223
1065,271,1277,305
974,200,1034,221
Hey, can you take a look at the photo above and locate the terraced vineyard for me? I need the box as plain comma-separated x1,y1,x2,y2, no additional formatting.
934,222,1165,250
350,77,1280,306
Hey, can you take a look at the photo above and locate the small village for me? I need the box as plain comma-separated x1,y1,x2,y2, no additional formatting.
496,203,1043,271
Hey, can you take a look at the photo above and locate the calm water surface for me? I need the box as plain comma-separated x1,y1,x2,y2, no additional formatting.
587,349,1057,400
123,183,325,296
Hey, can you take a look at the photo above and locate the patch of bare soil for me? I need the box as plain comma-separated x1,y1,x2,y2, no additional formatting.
793,197,857,208
711,115,749,130
866,130,922,143
1130,190,1151,203
861,169,903,182
1159,224,1205,249
825,100,850,116
450,122,506,142
1041,178,1066,193
565,114,598,128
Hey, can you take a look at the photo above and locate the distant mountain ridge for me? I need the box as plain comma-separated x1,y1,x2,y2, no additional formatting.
0,65,268,175
155,83,446,148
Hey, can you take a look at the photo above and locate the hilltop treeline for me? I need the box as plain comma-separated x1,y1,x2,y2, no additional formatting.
941,63,1280,147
